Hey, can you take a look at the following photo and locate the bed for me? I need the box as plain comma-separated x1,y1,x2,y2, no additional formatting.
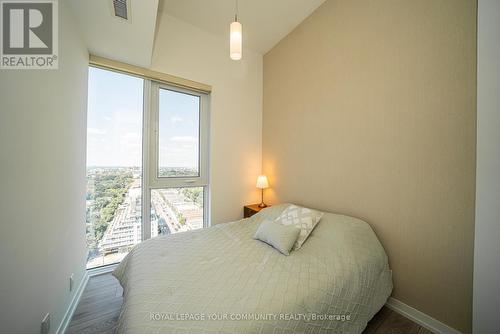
113,203,393,334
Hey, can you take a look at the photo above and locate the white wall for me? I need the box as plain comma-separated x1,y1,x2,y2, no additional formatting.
151,14,263,224
0,3,89,334
474,1,500,333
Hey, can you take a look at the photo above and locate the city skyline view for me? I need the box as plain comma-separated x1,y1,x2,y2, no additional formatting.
86,67,204,269
86,166,204,269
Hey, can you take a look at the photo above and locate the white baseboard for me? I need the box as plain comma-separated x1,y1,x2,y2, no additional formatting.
385,297,462,334
55,264,117,334
56,271,89,334
87,263,118,277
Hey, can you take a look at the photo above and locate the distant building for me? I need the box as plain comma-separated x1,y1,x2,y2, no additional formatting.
95,179,203,264
99,185,142,253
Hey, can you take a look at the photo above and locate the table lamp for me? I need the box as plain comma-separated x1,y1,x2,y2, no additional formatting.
256,175,269,208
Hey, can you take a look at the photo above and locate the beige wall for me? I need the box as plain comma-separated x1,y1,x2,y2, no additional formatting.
0,3,89,333
263,0,476,332
152,13,263,224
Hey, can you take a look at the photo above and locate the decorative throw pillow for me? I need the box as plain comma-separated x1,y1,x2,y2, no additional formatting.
274,204,324,250
253,220,301,255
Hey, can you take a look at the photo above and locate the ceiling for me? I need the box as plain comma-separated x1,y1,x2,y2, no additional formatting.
67,0,325,67
67,0,159,67
160,0,326,54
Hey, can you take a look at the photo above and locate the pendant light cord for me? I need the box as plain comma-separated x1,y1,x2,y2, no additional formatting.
235,0,239,22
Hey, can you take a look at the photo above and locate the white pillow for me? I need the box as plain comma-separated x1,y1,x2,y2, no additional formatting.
274,204,324,250
253,220,301,255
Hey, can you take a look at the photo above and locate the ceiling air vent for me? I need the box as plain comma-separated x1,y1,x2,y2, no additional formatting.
112,0,128,20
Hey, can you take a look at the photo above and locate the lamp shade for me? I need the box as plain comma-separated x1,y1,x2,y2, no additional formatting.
230,21,242,60
256,175,269,189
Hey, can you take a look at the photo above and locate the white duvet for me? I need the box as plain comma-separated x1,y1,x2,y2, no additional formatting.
113,204,392,334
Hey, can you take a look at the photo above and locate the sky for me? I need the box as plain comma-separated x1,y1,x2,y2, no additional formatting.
158,89,199,170
86,67,199,168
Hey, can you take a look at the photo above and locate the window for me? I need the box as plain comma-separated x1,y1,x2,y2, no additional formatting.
86,67,144,269
86,67,210,269
144,82,209,239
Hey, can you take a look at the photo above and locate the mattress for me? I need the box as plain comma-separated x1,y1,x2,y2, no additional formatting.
113,204,392,334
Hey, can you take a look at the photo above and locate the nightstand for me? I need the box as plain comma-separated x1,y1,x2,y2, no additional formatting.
243,204,269,218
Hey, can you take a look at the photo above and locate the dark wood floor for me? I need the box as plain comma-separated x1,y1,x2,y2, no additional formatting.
68,273,432,334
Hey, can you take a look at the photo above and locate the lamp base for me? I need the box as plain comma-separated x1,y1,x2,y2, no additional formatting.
258,202,267,208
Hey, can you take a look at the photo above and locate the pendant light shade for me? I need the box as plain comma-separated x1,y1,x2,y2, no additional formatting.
230,21,242,60
230,0,242,60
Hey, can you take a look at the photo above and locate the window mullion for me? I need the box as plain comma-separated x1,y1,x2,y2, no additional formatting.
142,79,152,240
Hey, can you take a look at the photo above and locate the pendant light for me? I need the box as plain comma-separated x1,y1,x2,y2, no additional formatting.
230,0,242,60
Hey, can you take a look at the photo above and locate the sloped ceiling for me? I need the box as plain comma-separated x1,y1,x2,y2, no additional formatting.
67,0,159,67
67,0,326,66
160,0,326,54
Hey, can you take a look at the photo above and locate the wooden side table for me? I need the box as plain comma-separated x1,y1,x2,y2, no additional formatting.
243,204,269,218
